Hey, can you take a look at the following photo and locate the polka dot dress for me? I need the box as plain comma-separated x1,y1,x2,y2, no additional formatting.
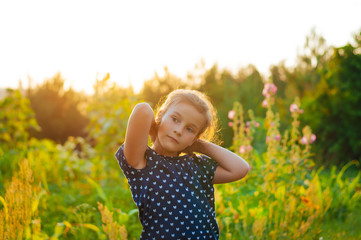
115,144,220,240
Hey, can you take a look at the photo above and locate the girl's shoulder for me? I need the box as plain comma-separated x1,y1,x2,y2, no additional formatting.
115,144,158,173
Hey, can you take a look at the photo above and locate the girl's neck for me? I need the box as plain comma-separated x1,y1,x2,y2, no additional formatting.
151,141,179,157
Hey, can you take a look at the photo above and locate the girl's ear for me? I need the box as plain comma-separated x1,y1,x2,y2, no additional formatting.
155,110,163,124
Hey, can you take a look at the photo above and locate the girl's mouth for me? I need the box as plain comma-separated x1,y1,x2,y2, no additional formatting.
168,136,179,144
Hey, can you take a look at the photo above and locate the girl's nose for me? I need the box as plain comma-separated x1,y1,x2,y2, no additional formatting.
174,126,182,136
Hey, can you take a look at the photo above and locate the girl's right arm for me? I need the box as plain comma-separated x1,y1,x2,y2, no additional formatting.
123,103,155,169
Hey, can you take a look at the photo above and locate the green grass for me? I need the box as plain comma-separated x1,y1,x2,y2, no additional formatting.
321,207,361,239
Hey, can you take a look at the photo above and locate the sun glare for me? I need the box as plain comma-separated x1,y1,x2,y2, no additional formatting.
0,0,360,94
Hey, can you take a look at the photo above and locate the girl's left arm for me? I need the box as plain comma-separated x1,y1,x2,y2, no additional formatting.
194,140,251,184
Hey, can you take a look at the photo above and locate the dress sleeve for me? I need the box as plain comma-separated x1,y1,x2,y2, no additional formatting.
115,144,155,178
194,154,219,183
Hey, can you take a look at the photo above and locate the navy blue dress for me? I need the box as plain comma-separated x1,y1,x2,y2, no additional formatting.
115,144,219,240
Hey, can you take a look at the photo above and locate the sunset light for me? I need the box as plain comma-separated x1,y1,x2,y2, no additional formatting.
0,0,360,94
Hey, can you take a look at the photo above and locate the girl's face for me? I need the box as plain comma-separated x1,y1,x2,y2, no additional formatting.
153,101,206,156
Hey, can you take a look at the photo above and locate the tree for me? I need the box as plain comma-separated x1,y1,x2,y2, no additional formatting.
198,64,265,147
302,31,361,165
140,67,188,108
27,73,89,143
270,29,332,132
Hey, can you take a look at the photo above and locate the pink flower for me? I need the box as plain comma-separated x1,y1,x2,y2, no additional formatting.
290,103,304,114
247,145,253,152
266,136,270,143
290,104,299,113
228,122,233,127
300,136,308,145
228,110,236,120
246,121,260,128
310,134,316,143
262,99,268,108
274,134,281,141
239,145,252,154
300,134,316,145
262,83,277,97
239,145,247,154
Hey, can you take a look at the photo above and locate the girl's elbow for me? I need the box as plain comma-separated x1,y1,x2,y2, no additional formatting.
135,102,152,112
238,164,251,179
246,163,252,173
134,103,154,117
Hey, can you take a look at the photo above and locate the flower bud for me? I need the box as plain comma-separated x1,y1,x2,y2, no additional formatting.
262,99,268,108
228,110,236,120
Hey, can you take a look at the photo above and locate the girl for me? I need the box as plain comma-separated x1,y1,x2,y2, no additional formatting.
115,89,250,240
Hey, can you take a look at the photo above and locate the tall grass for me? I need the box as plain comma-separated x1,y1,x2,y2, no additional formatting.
0,159,42,239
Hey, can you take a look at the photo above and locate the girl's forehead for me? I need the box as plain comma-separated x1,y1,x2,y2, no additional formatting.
167,102,206,125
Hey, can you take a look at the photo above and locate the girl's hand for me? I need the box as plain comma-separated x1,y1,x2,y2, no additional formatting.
182,139,206,156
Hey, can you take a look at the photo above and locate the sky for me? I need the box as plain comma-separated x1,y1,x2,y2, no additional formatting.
0,0,360,94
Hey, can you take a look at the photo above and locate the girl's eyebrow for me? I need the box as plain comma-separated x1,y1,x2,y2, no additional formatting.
173,111,182,117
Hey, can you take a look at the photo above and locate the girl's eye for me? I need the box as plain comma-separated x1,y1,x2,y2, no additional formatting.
172,116,178,123
187,127,194,133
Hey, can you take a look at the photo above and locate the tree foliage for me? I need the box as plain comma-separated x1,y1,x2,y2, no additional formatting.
27,74,89,143
269,29,332,130
301,31,361,165
140,67,187,108
198,64,265,146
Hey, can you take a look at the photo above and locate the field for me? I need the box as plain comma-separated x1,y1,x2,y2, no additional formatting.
1,87,360,240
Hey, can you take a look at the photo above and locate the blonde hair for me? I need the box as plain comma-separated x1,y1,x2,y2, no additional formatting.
155,89,220,143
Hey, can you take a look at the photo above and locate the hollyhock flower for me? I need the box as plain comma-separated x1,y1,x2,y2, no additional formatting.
247,145,253,152
290,103,299,113
310,134,316,143
300,134,316,145
266,136,270,143
239,145,247,154
228,122,233,127
300,136,308,145
262,99,268,108
274,134,281,141
239,145,252,154
246,121,259,128
228,110,236,120
262,83,277,97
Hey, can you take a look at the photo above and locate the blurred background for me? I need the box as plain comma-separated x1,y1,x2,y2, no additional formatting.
1,0,361,239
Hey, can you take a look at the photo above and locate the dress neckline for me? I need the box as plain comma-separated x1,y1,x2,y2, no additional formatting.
147,146,190,160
